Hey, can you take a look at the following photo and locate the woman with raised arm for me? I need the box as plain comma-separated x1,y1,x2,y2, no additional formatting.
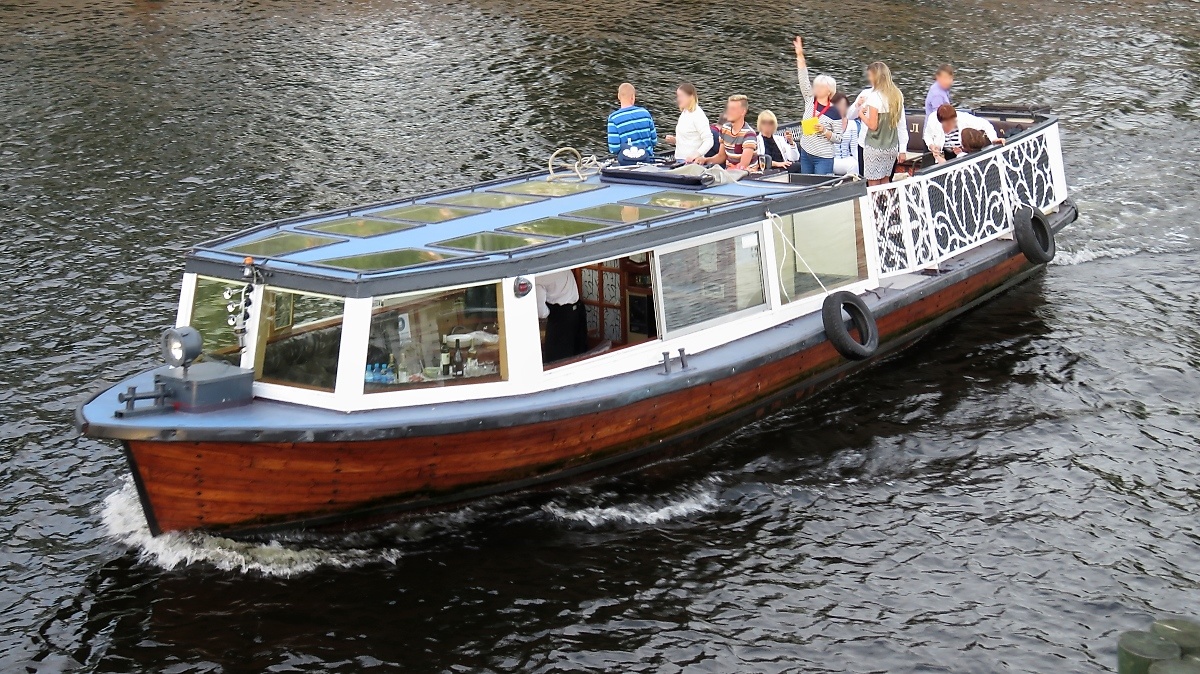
858,61,907,186
793,36,842,175
664,82,714,164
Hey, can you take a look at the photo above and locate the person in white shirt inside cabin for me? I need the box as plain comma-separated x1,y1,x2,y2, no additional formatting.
535,270,588,364
924,103,1003,164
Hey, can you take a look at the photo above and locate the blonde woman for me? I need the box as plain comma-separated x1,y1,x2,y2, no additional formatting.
858,61,907,185
664,82,714,164
755,110,799,168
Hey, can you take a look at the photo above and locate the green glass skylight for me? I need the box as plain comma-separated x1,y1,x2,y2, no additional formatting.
490,181,605,197
314,248,459,272
369,204,482,223
500,218,612,238
225,231,340,257
431,232,552,253
562,204,676,224
624,191,740,210
298,217,419,238
429,192,544,210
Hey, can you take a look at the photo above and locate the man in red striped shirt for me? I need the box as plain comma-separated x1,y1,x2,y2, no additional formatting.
716,95,758,170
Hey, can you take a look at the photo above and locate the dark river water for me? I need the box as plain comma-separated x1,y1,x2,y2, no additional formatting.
3,0,1199,672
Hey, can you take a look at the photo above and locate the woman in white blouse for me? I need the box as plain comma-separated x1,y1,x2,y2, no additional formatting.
665,82,714,163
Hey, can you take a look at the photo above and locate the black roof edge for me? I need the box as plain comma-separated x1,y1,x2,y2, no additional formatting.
184,179,866,298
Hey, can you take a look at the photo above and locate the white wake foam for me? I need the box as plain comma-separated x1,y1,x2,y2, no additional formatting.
542,490,719,526
100,479,401,576
1051,245,1142,266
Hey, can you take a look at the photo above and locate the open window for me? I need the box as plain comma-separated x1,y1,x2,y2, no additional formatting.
541,252,659,369
363,282,505,391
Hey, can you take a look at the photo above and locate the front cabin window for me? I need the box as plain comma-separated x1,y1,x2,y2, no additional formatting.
255,288,345,392
658,232,766,334
364,282,504,391
189,276,246,366
771,201,868,304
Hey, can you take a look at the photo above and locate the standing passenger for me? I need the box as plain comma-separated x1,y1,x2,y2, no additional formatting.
536,270,588,364
664,82,714,164
714,95,758,170
857,62,907,185
793,36,842,174
606,83,658,164
831,93,859,175
924,65,956,118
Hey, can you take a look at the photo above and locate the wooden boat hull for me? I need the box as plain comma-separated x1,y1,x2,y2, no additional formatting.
123,248,1043,536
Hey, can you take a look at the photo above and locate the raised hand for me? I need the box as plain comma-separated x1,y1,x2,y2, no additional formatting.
793,36,804,56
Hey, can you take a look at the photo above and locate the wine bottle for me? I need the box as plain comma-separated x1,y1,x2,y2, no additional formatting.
452,339,465,378
440,339,451,377
467,341,478,372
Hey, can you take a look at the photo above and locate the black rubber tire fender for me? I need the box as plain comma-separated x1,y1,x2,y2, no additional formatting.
1013,205,1056,264
821,291,879,361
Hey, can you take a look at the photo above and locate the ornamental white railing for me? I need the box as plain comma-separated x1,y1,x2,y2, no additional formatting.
867,122,1069,277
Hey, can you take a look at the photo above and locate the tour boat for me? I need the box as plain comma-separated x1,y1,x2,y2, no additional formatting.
77,108,1077,536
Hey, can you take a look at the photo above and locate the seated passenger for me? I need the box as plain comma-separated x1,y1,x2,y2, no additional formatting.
664,82,713,164
960,127,994,154
925,64,955,118
793,36,843,175
924,104,1001,164
755,110,799,169
607,83,658,165
536,270,588,364
714,95,758,170
831,93,860,176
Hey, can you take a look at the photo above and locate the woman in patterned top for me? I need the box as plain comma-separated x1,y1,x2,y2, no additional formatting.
859,61,906,185
792,36,842,175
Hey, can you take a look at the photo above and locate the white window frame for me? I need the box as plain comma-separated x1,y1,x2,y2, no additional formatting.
652,223,770,339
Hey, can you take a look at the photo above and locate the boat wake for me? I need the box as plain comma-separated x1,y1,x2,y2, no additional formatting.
541,487,719,527
99,478,402,576
1051,245,1143,266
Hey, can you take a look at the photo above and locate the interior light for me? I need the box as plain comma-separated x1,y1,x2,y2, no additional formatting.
161,326,203,369
514,277,533,298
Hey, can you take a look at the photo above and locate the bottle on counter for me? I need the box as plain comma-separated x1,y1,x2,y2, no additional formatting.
467,341,478,373
451,339,465,378
387,354,398,384
440,338,451,377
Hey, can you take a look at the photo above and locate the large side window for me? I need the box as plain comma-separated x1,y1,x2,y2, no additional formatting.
189,276,245,366
255,289,345,392
658,231,766,333
772,200,867,304
364,283,504,391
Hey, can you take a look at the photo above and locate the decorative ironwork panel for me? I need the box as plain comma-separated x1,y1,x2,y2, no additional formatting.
585,304,599,337
872,190,908,275
1001,134,1055,211
580,268,599,302
904,182,936,267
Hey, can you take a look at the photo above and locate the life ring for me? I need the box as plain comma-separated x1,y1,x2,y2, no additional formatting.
822,291,879,361
1013,205,1056,264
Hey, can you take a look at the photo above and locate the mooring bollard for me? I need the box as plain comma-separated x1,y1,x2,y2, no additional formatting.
1152,619,1200,658
1119,631,1182,674
1148,660,1200,674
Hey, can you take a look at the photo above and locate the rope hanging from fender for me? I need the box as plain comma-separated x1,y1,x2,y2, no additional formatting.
766,210,829,303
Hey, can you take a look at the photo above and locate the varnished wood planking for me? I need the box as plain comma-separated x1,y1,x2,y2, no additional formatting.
129,254,1033,533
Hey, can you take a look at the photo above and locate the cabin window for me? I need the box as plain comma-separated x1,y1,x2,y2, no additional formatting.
658,232,766,333
364,282,504,391
542,253,658,369
772,201,868,305
255,289,345,392
188,276,246,366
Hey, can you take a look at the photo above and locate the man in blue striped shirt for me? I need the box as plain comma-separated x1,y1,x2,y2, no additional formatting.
607,83,657,162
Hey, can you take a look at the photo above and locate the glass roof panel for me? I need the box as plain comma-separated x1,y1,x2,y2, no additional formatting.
430,232,553,253
225,232,340,257
623,191,740,210
298,217,419,238
428,192,544,210
500,218,612,238
369,204,483,223
489,181,605,197
314,248,459,272
562,203,676,224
